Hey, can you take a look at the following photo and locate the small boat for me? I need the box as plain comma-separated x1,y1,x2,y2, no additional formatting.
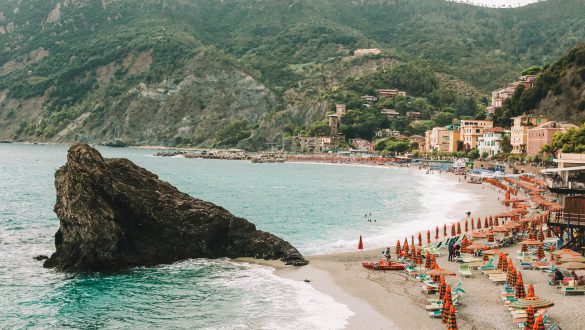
362,259,406,271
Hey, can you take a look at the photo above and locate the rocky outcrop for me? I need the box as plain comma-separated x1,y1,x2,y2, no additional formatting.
43,144,307,271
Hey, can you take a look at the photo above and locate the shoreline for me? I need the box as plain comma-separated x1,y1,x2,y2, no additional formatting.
243,170,510,329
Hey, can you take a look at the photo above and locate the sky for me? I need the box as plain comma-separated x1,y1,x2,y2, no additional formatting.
451,0,541,7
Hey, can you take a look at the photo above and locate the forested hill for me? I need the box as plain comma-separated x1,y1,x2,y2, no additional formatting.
494,44,585,125
0,0,584,149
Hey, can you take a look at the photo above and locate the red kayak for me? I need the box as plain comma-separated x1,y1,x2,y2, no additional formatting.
362,260,406,271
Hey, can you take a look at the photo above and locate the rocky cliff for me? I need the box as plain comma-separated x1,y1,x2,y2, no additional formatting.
43,144,307,271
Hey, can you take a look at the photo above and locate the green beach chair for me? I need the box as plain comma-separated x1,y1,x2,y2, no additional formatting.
479,258,495,271
459,264,472,277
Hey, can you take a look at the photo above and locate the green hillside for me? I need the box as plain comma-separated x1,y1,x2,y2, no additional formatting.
0,0,583,148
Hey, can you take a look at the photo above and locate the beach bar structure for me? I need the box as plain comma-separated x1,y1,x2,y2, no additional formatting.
542,153,585,254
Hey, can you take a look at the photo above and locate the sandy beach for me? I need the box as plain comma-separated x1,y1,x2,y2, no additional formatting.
245,169,585,330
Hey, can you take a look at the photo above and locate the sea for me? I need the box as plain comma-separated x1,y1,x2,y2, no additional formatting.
0,144,471,329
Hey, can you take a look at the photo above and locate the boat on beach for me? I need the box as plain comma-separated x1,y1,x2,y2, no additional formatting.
362,260,406,270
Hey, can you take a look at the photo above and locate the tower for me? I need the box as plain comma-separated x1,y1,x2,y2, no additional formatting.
328,114,339,136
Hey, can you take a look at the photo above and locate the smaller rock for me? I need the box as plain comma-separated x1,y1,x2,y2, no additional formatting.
303,279,311,283
33,255,49,261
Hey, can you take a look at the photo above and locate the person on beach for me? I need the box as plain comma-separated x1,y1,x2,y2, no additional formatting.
448,241,455,262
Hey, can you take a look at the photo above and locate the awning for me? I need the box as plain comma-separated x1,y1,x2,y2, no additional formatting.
541,166,585,173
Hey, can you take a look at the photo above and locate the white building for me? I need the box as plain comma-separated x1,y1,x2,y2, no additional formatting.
477,127,507,157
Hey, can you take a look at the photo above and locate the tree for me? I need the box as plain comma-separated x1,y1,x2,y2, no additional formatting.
468,148,480,160
214,120,252,147
481,151,489,160
434,112,456,126
501,134,513,153
545,124,585,154
308,121,331,136
522,66,543,75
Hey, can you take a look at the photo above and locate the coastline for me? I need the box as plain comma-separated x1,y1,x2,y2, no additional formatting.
259,170,510,329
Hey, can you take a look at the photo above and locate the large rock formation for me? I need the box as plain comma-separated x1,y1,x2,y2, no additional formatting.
43,144,307,271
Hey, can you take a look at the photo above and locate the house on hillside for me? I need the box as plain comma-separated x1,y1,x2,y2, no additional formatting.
380,108,399,120
361,95,378,104
526,121,577,155
376,89,406,98
406,111,421,120
351,138,374,152
354,48,382,57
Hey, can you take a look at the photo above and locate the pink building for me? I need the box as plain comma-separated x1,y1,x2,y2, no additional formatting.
526,121,578,155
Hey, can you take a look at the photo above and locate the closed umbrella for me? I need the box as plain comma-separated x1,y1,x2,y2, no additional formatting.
477,217,482,229
457,222,461,235
494,217,499,226
508,266,517,287
502,256,508,272
358,236,363,250
444,224,447,238
451,224,456,237
521,243,528,253
465,219,468,232
515,273,526,299
484,217,489,228
471,217,475,230
418,232,422,247
489,216,494,227
410,244,416,259
527,284,535,299
425,251,432,269
537,229,545,242
396,240,401,255
524,305,535,330
533,315,544,330
435,226,439,240
488,233,495,243
427,230,431,245
438,276,446,299
537,244,545,260
448,305,458,330
442,299,451,324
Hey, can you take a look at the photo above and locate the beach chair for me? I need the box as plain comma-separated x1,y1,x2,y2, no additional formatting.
453,281,465,294
428,310,442,318
559,286,585,295
459,264,472,278
479,259,495,271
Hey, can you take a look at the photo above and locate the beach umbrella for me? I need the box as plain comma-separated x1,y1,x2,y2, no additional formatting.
444,224,447,238
527,284,535,299
410,243,416,259
512,297,554,310
425,251,432,269
546,226,552,238
497,253,505,270
524,305,535,330
438,276,446,299
494,217,499,226
417,249,423,265
528,230,535,240
537,229,545,242
436,226,440,240
427,268,456,276
396,240,401,255
493,226,510,233
489,216,494,227
505,190,511,206
471,231,487,238
403,241,409,255
448,305,457,330
515,273,526,299
550,245,555,253
457,222,461,235
520,239,541,246
477,217,482,230
487,233,495,243
411,235,415,248
532,315,544,330
537,244,545,260
508,266,517,287
431,255,437,269
471,217,475,230
502,257,508,272
358,236,363,250
464,219,468,232
418,232,422,247
484,249,507,256
467,243,489,251
427,230,431,245
560,255,585,263
521,243,528,253
559,262,585,271
484,217,489,228
442,299,451,324
451,224,456,237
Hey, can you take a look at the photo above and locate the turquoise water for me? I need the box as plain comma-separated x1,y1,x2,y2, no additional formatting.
0,144,469,329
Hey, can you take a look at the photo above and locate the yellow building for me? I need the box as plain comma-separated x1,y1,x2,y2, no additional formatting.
459,120,493,151
510,115,548,154
430,127,449,152
447,125,461,152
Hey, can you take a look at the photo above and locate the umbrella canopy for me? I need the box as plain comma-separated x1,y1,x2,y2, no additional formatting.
471,217,475,230
521,239,542,246
427,268,456,276
560,255,585,263
427,230,431,245
444,224,447,237
358,235,363,250
477,217,482,229
438,275,446,299
493,226,511,233
524,305,535,330
559,262,585,270
487,233,495,243
484,217,489,228
472,232,487,238
489,216,494,227
466,243,490,251
494,217,500,226
512,297,554,310
396,240,401,255
418,232,422,247
537,229,545,242
435,226,439,240
451,224,456,237
457,222,461,235
464,219,468,232
527,284,535,299
442,299,451,325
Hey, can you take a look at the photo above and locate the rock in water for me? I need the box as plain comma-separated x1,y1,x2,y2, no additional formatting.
44,144,308,271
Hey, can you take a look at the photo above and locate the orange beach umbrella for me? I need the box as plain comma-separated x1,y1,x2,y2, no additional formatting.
358,235,363,250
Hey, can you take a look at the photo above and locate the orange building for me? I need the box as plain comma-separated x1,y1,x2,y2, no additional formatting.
526,121,577,155
459,120,494,151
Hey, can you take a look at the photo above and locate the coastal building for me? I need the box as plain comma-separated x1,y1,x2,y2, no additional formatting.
361,95,378,104
510,115,548,154
353,48,382,57
376,129,401,139
477,127,507,157
430,127,449,152
446,124,461,152
459,120,494,151
375,89,406,98
351,138,374,152
291,135,339,153
409,135,425,150
487,75,537,114
335,104,346,117
380,108,399,120
526,121,577,155
406,111,421,121
328,114,339,136
424,130,432,152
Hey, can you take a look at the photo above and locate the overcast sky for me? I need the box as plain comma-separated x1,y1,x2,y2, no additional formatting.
452,0,540,7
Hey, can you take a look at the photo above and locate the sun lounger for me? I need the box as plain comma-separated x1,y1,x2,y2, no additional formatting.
459,264,472,277
479,259,495,271
428,310,442,318
559,286,585,295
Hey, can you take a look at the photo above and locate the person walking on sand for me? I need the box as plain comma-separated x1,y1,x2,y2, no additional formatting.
448,241,455,262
